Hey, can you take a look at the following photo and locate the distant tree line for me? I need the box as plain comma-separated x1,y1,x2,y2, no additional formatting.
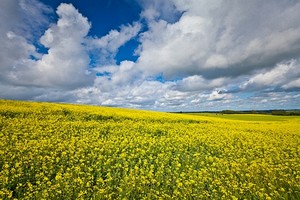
220,109,300,116
271,110,300,116
173,109,300,116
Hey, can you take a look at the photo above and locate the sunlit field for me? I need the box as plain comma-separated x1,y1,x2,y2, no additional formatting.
187,113,300,122
1,99,300,199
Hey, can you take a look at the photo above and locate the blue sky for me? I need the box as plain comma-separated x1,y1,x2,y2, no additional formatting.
40,0,141,36
1,0,300,111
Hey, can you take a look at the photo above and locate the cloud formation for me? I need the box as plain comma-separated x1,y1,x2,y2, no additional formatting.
33,3,92,88
1,0,300,111
242,60,300,91
1,3,92,89
136,0,300,80
87,22,141,65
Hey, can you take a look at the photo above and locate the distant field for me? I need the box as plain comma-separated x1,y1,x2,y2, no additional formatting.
186,113,300,121
1,99,300,199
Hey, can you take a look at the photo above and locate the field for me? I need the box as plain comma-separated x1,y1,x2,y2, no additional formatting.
0,99,300,199
186,113,300,122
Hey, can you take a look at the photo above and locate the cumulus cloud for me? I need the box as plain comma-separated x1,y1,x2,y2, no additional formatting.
1,3,93,89
138,0,181,23
207,90,233,101
0,0,52,41
242,59,300,91
175,75,227,92
283,79,300,89
87,22,141,65
136,0,300,80
1,0,300,111
137,14,212,78
18,0,53,41
31,3,93,88
0,0,48,79
1,1,142,98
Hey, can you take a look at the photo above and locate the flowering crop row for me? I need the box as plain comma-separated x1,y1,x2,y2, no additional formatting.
0,99,299,199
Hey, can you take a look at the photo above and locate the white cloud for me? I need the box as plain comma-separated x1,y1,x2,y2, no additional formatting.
18,0,53,40
135,0,300,80
34,3,92,88
1,0,300,111
1,2,141,95
205,54,228,68
283,79,300,89
0,0,52,41
137,14,212,78
176,75,227,92
87,22,141,64
207,90,232,101
2,3,93,89
138,0,180,23
94,60,139,87
94,23,141,52
0,0,47,85
242,59,300,90
75,78,176,109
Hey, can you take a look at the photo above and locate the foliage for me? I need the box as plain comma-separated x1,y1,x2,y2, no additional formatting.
272,110,300,116
0,99,300,199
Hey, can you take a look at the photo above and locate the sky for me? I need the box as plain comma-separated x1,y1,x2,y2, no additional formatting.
1,0,300,111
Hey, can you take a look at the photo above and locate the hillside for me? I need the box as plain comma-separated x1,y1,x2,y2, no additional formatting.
0,99,300,199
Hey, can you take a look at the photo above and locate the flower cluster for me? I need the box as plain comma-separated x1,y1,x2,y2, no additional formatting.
0,99,299,199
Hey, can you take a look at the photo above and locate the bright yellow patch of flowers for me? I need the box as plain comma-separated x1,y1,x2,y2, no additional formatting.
0,99,299,199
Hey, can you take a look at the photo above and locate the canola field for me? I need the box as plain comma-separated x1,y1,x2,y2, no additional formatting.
0,99,300,199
